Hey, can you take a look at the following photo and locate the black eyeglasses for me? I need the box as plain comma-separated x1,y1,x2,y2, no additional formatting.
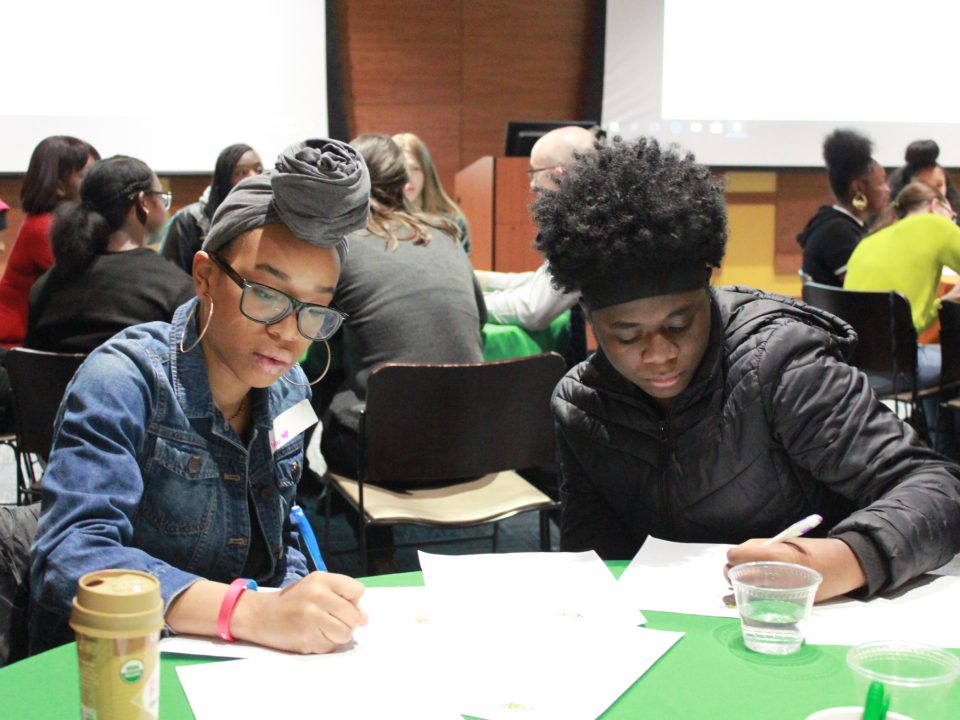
526,166,554,178
143,190,173,211
210,254,347,341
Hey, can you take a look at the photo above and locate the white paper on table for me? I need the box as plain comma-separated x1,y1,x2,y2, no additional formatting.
617,538,738,618
177,652,463,720
161,586,432,660
439,619,683,720
418,550,645,627
806,574,960,647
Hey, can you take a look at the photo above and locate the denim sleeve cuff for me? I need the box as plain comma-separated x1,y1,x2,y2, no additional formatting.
835,530,890,598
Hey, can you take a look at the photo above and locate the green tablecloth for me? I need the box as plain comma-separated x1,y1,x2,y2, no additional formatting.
5,562,958,719
481,310,570,361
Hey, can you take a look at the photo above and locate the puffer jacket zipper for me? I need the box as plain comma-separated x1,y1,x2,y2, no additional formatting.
658,420,674,535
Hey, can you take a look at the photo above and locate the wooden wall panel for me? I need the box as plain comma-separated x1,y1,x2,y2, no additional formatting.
337,0,597,192
774,170,830,274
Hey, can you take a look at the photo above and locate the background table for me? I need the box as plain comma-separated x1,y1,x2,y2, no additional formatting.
4,562,959,719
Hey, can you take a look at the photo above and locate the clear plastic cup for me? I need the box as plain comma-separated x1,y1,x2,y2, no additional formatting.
846,641,960,720
728,561,822,655
804,707,912,720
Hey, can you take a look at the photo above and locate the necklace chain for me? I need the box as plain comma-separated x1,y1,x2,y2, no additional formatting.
226,396,246,423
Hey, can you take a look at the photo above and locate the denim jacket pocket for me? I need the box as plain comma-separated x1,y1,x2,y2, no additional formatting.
140,436,220,537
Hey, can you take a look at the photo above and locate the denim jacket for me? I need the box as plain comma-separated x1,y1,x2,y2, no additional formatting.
30,298,311,651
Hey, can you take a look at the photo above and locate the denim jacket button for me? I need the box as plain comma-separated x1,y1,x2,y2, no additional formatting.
290,461,301,481
187,455,202,476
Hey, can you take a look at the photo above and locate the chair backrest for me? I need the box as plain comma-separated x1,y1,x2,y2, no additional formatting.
801,282,917,376
361,352,567,487
939,300,960,388
4,348,86,460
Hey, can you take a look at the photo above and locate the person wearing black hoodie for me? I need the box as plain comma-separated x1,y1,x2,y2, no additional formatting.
797,129,889,286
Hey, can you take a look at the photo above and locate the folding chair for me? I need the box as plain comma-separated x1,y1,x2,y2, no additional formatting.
3,349,86,505
325,352,566,575
802,282,931,441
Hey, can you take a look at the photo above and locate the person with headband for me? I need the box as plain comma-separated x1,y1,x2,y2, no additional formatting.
534,137,960,602
29,138,372,654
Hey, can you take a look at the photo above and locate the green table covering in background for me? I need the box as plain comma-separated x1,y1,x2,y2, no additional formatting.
301,310,572,375
481,310,570,361
5,562,957,719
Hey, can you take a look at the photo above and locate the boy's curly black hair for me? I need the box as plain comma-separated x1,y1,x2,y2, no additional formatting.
823,128,875,203
532,137,727,294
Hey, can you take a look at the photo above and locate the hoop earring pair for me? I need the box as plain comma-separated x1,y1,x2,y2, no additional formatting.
851,192,868,212
281,340,332,387
180,296,214,354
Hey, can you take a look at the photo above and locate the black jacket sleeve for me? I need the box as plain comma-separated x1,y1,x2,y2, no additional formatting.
762,322,960,595
160,210,203,275
556,425,643,559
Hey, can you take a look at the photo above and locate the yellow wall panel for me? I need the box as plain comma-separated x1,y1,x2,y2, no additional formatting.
723,172,777,194
718,203,800,298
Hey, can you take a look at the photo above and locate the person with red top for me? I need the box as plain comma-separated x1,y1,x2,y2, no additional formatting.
0,136,99,347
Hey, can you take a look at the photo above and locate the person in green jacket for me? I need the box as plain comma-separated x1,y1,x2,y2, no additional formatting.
846,181,960,334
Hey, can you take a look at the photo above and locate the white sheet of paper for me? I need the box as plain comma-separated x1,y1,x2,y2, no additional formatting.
436,620,682,720
177,653,463,720
619,538,960,648
618,538,738,618
805,574,960,647
418,550,645,627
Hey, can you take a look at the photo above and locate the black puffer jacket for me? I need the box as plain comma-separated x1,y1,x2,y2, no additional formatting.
553,286,960,595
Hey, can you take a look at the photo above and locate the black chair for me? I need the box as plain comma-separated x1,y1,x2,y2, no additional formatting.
3,349,86,505
324,352,566,575
801,282,931,441
936,300,960,454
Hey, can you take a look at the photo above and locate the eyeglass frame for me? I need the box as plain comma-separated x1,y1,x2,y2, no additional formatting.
526,165,555,178
142,190,173,211
209,253,348,341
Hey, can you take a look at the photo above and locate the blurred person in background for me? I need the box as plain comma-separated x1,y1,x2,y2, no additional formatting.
0,136,100,347
797,129,889,286
26,156,194,353
392,132,470,255
160,143,263,273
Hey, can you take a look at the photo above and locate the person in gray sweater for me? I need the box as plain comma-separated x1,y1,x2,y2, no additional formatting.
321,135,486,568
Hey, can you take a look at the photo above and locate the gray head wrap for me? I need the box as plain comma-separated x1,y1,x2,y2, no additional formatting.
202,138,370,262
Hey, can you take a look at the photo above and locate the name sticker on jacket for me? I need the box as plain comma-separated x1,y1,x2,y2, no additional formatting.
269,399,318,454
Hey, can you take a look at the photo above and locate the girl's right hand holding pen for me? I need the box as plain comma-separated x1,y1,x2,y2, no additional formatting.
233,572,368,653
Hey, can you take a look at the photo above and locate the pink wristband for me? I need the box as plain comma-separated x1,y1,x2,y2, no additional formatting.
217,578,258,642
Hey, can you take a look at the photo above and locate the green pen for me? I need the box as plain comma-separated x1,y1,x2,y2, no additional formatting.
862,680,888,720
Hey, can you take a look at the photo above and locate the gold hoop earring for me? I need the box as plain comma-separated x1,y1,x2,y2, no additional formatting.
179,296,214,354
281,340,331,387
851,192,868,212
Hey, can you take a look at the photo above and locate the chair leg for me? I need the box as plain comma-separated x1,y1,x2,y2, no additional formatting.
360,521,368,577
539,510,551,552
323,480,332,550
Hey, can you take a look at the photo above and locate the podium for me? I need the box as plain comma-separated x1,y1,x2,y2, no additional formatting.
454,156,543,272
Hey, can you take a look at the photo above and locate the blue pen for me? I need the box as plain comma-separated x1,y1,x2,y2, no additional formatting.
290,504,327,572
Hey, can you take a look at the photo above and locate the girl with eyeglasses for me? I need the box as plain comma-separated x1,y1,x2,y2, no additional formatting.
30,139,372,655
25,156,194,353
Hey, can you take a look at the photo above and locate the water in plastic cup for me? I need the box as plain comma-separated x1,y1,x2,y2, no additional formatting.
847,641,960,720
728,561,822,655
